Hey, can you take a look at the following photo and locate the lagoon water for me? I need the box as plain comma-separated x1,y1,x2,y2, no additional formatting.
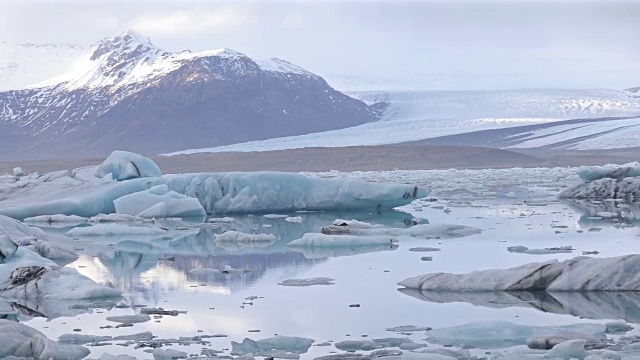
17,168,640,359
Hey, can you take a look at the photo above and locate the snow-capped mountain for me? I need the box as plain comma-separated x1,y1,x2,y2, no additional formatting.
0,41,86,91
0,30,377,160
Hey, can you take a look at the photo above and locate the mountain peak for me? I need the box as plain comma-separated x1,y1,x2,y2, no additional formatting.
91,29,157,61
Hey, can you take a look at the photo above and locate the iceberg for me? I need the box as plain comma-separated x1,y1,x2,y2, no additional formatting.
95,150,162,181
561,163,640,199
321,222,481,239
165,171,427,214
287,233,398,247
0,169,427,219
0,248,121,300
399,254,640,291
0,319,90,359
114,184,207,218
577,162,640,181
214,231,277,247
66,223,168,237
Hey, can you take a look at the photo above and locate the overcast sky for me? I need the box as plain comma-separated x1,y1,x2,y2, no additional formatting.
2,0,639,90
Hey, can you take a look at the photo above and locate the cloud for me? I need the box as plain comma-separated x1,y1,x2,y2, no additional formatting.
129,8,250,36
281,11,306,29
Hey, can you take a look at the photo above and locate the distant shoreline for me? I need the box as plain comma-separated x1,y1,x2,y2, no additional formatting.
1,145,638,175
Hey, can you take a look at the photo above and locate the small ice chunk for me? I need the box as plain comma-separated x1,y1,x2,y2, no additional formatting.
507,245,574,255
409,247,441,252
105,314,151,324
231,335,315,356
287,233,398,247
95,151,161,181
153,348,187,360
112,331,154,341
214,231,276,246
278,277,335,286
263,214,289,218
58,334,112,344
334,339,382,351
66,224,167,237
548,339,586,359
605,320,633,333
386,325,431,332
208,217,235,222
13,167,25,176
284,216,304,223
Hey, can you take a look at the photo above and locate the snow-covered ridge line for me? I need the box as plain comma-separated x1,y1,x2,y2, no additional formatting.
32,29,317,92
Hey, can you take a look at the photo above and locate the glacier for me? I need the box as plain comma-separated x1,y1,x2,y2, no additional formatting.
399,254,640,291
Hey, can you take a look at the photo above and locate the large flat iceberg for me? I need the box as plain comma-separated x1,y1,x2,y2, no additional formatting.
0,155,427,219
399,254,640,291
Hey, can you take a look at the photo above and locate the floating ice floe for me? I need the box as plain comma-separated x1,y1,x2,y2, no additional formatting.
321,221,481,239
424,321,605,349
231,335,315,359
214,231,276,247
0,319,90,359
278,277,335,286
0,152,427,219
66,223,167,237
95,150,162,181
561,162,640,199
399,254,640,291
507,245,574,255
287,233,398,247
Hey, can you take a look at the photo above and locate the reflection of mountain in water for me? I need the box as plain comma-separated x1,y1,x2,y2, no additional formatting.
55,210,417,295
400,289,640,324
564,199,640,226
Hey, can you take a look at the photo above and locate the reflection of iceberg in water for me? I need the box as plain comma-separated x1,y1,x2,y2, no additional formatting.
59,210,419,296
564,199,640,226
399,289,640,324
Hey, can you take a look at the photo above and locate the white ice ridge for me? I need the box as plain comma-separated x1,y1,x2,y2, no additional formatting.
0,167,427,220
560,162,640,199
321,221,482,239
399,254,640,291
